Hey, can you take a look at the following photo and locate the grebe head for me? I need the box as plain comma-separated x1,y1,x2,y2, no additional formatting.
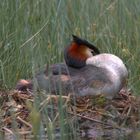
64,35,100,68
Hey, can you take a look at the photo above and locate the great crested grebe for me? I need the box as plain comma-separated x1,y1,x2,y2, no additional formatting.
16,35,128,99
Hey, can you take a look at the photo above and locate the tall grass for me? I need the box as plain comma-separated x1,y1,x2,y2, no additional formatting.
0,0,140,139
0,0,140,92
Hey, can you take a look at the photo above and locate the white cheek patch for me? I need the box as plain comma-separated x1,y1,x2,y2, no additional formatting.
86,48,93,57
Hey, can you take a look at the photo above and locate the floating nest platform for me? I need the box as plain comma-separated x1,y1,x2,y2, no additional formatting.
0,89,140,139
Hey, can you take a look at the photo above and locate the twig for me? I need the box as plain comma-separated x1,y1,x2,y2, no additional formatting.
2,127,14,135
121,105,132,126
17,116,32,129
89,109,115,118
68,111,121,130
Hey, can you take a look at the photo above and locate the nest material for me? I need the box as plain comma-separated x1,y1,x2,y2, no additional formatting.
0,88,140,139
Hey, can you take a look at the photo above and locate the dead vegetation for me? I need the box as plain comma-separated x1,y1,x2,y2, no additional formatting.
0,88,140,139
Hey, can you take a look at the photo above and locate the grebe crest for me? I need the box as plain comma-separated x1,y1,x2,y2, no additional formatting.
64,35,100,68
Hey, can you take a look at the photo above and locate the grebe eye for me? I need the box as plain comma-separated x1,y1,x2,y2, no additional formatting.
91,50,95,55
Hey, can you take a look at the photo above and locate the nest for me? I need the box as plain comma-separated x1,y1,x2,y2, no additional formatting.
0,89,140,139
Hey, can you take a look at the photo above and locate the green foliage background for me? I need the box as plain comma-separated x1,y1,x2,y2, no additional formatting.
0,0,140,94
